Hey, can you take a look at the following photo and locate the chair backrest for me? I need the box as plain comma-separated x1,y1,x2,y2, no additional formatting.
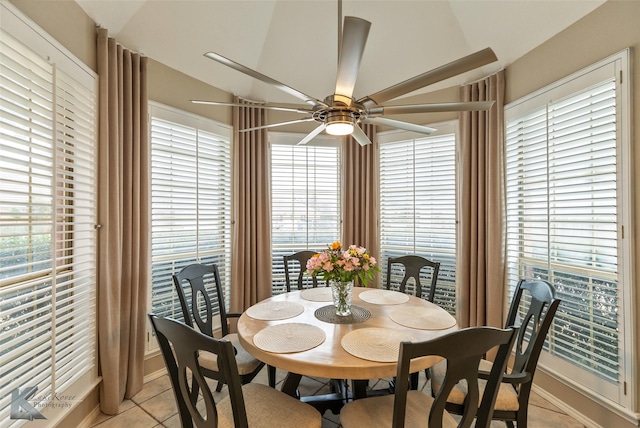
385,255,440,302
173,263,230,337
505,279,561,390
283,250,318,292
149,314,249,428
393,326,518,428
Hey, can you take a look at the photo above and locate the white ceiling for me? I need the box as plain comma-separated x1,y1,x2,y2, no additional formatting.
76,0,605,105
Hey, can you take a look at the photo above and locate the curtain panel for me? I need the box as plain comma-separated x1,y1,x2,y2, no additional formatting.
457,70,506,328
231,97,273,310
342,124,380,285
96,28,149,415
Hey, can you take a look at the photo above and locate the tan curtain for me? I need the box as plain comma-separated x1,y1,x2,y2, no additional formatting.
96,29,149,414
231,97,272,311
342,124,379,285
458,70,506,329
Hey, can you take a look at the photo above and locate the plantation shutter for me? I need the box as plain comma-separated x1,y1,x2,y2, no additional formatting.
379,130,457,312
149,105,232,328
270,134,341,294
0,20,97,425
505,56,624,401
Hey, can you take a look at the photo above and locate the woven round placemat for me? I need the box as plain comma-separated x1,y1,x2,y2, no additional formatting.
253,323,326,353
341,327,416,362
359,289,410,305
389,306,456,330
245,301,304,321
300,287,333,302
314,305,371,324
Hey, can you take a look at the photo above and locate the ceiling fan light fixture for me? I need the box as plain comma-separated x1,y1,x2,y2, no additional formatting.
325,111,355,135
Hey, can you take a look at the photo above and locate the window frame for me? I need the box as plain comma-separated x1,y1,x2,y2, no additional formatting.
269,131,343,294
147,102,232,353
0,2,98,424
504,49,634,411
377,122,459,313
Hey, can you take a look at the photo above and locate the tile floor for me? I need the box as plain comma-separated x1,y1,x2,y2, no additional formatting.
90,366,586,427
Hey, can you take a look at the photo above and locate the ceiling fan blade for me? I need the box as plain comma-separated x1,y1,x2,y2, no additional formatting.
358,48,498,107
298,123,327,145
204,52,327,107
351,125,373,146
366,101,495,115
240,118,316,132
192,100,313,114
363,117,436,134
335,16,371,103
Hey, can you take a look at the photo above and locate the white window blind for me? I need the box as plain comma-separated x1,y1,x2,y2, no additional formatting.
379,128,457,313
0,13,97,425
149,104,231,333
270,133,341,294
505,52,631,405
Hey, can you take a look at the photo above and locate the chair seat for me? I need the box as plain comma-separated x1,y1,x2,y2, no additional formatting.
340,390,458,428
217,383,322,428
430,358,520,411
199,333,262,376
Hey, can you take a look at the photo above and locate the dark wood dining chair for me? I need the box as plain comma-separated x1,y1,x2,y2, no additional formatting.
340,326,519,428
430,279,561,428
384,254,441,390
386,255,440,303
172,263,274,390
283,250,318,291
149,314,322,428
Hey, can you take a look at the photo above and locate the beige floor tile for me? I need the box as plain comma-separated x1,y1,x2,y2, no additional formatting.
162,413,182,428
90,399,137,427
137,389,178,423
89,412,112,427
525,404,586,428
322,409,342,427
132,375,172,404
91,406,158,428
528,390,564,412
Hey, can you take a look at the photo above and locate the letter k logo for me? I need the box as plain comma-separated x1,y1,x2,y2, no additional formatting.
10,386,46,420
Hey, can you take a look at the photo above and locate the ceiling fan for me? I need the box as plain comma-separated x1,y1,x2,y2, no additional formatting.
193,1,497,146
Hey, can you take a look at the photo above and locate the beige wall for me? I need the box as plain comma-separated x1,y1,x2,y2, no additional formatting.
9,1,639,427
505,2,639,426
9,0,96,71
148,58,233,124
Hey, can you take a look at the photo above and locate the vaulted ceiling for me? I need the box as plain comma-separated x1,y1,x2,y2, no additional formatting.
76,0,605,105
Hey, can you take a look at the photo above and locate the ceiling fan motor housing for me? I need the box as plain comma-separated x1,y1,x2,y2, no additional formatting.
312,95,365,135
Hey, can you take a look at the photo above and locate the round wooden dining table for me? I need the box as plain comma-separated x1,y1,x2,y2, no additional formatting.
237,286,458,404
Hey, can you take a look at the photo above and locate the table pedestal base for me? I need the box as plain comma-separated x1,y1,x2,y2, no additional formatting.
280,373,373,415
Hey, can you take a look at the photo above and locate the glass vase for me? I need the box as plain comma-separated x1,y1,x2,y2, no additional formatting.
329,279,354,316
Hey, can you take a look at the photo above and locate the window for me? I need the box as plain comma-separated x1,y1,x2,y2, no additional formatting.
270,132,341,294
149,103,231,348
378,124,457,313
505,51,632,406
0,3,97,425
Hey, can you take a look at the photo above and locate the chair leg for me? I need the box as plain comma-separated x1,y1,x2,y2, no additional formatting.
215,381,223,392
409,372,419,390
268,365,276,388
